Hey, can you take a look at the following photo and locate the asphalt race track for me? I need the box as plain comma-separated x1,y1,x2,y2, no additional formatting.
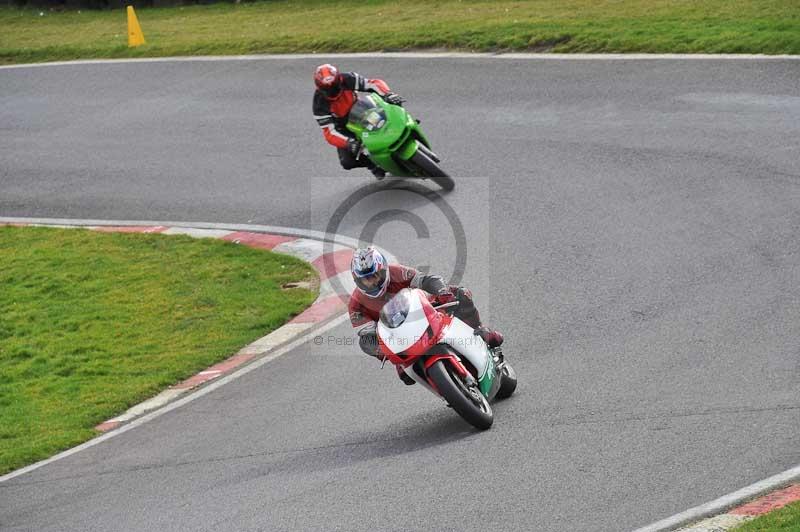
1,56,799,531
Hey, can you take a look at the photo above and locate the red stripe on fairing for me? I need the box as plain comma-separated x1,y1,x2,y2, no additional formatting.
290,295,346,323
92,226,168,233
730,484,800,516
222,232,296,250
312,249,353,280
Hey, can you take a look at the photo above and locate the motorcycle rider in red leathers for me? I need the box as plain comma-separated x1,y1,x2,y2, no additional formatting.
349,247,504,385
313,63,406,179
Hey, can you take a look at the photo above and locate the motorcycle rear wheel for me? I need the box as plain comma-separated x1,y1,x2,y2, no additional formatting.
427,360,493,430
409,150,455,191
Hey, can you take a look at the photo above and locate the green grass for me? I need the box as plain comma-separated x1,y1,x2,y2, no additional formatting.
735,500,800,531
1,0,799,64
0,225,317,474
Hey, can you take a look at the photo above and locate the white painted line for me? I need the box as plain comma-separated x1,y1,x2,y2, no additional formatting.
0,217,399,264
30,223,90,229
107,389,187,423
318,242,358,256
161,227,234,239
0,217,362,251
319,270,356,300
675,514,752,532
273,238,325,263
237,322,315,356
632,464,800,532
1,53,798,70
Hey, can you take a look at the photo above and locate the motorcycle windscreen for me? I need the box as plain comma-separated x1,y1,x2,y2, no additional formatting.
348,94,387,132
379,289,411,329
377,289,430,355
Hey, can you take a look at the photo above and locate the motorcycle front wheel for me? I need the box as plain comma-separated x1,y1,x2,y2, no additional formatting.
427,360,493,430
409,150,455,191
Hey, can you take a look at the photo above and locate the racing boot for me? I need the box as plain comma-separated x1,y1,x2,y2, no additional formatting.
474,326,504,349
475,326,506,367
370,166,386,180
359,154,385,180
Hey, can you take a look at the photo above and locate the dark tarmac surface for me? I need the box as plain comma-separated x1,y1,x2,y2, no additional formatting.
1,56,799,531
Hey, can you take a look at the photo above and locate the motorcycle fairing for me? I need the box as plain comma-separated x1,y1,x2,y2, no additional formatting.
439,317,497,398
377,288,429,356
375,289,498,400
377,289,450,365
346,93,431,177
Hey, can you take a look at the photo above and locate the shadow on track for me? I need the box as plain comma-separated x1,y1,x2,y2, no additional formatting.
209,402,521,489
251,412,475,477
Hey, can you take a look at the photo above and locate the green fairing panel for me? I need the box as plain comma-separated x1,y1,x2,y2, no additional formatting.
478,355,495,397
345,94,430,177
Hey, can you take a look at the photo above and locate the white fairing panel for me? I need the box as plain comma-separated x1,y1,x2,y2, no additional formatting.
440,317,490,378
377,291,430,355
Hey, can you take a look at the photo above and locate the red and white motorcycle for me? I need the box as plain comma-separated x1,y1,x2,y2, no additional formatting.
373,288,517,430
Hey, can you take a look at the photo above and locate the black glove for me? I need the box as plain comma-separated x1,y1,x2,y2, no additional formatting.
358,325,380,358
347,138,361,156
384,92,405,106
455,286,472,302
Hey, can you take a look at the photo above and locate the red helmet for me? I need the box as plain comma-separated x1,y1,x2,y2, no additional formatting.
314,64,342,99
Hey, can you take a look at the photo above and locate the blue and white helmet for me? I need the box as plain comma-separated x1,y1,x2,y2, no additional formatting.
351,246,390,298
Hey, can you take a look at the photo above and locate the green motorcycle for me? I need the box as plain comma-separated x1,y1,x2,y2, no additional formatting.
346,93,454,191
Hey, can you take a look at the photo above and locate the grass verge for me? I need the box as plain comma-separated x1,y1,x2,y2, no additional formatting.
1,0,799,64
0,225,317,475
734,500,800,531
